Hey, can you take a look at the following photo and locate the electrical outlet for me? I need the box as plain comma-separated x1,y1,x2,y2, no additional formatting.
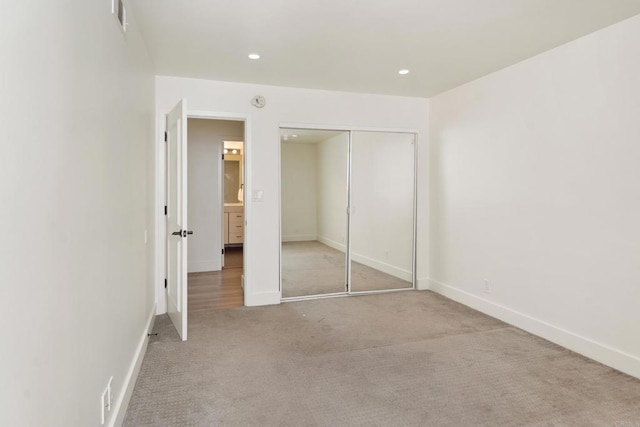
100,376,113,425
483,279,491,294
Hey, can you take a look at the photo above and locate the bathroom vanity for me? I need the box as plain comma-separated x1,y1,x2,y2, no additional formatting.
224,204,244,245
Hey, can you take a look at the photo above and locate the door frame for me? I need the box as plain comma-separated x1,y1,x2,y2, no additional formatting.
278,122,419,302
155,109,251,314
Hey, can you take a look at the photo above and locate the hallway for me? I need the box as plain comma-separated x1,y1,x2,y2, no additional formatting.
188,247,244,311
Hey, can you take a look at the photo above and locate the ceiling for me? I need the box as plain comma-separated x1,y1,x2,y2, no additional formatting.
280,129,344,144
131,0,640,98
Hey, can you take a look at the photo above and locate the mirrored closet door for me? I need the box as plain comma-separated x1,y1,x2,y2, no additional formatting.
280,129,349,298
349,131,415,292
280,128,416,299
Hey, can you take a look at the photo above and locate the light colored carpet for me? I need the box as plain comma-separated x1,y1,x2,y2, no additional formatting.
124,291,640,426
282,241,411,298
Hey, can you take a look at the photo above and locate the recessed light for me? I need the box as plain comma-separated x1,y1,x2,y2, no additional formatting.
223,149,228,154
232,149,238,154
248,53,260,60
398,69,410,75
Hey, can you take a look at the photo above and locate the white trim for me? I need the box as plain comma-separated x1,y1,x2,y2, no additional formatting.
282,287,415,302
245,291,280,307
277,126,283,298
411,134,418,290
346,130,353,292
351,252,412,282
188,260,221,273
416,277,429,290
110,304,156,427
427,278,640,380
279,122,420,134
242,118,251,306
189,111,246,121
282,292,348,302
155,110,167,314
316,236,411,281
278,124,419,300
317,235,345,252
349,287,413,296
218,139,224,269
281,234,317,242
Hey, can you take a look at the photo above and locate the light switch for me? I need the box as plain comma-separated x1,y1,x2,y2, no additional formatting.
252,190,264,202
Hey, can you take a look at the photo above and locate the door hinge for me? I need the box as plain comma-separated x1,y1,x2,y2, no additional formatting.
164,278,167,289
222,154,225,160
221,248,225,255
164,205,167,215
164,131,168,142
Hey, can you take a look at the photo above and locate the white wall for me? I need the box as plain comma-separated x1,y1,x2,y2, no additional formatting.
156,77,430,307
281,142,318,241
0,2,155,426
187,119,243,272
316,133,349,248
429,14,640,378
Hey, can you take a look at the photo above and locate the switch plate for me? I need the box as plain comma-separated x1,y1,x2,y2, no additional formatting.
252,189,264,202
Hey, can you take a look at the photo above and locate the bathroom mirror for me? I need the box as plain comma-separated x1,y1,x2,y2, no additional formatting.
223,141,243,204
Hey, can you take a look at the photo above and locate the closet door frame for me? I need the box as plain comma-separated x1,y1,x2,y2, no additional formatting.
347,130,417,295
279,123,418,302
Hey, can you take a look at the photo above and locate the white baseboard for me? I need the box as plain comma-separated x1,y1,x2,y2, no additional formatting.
317,236,345,252
427,278,640,380
282,234,317,242
317,236,411,282
245,290,281,307
110,304,156,427
351,252,412,282
416,277,429,290
188,260,221,273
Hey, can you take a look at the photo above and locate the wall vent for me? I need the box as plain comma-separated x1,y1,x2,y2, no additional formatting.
112,0,127,32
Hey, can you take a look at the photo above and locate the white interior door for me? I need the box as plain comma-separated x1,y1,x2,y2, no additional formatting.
166,99,188,340
220,151,225,268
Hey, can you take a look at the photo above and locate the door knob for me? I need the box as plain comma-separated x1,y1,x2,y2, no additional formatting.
171,230,182,236
186,230,194,235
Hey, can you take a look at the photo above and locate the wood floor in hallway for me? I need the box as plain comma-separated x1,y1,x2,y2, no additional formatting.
188,247,244,311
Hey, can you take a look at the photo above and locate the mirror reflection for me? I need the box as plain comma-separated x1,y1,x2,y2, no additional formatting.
223,141,243,204
280,129,348,297
280,128,416,298
349,131,415,292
